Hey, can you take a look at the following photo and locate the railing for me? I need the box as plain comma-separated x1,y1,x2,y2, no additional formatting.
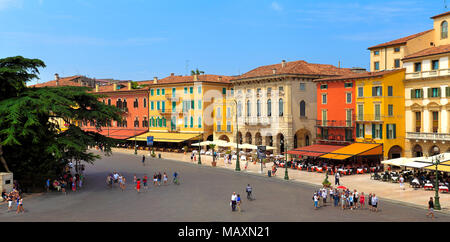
316,120,354,127
406,69,450,79
316,134,355,143
406,132,450,141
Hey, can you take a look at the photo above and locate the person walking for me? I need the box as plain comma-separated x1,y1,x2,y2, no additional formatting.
163,172,168,185
143,175,148,189
236,194,242,213
153,173,158,186
359,192,365,209
313,193,319,209
133,174,137,186
335,172,340,185
322,188,327,205
157,172,162,186
246,184,253,200
121,176,126,191
334,191,339,207
426,197,435,219
7,193,13,212
46,179,51,192
173,171,179,184
353,190,359,209
399,175,405,190
16,196,24,214
142,155,146,166
371,194,379,212
368,193,373,211
231,192,237,211
136,179,141,193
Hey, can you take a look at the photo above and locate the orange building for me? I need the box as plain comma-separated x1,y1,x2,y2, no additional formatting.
314,75,357,145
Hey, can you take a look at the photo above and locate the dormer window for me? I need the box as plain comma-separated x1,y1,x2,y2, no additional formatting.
442,21,448,39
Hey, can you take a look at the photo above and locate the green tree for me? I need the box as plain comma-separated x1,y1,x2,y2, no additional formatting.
190,68,204,76
0,56,123,191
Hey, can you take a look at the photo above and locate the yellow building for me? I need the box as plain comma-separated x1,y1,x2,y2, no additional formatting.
131,74,234,147
354,69,406,159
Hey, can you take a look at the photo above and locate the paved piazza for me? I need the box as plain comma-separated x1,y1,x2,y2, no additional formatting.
0,150,449,222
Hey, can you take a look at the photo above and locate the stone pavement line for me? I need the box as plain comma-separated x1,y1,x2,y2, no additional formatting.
109,148,450,215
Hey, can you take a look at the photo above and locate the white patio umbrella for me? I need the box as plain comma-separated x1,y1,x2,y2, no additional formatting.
239,143,258,150
191,141,213,146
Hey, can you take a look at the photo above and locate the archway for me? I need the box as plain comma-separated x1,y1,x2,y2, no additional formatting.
277,133,285,154
388,145,402,159
265,135,273,147
255,132,262,146
207,135,214,141
218,135,230,142
294,129,312,148
413,144,423,157
429,145,440,156
245,132,252,144
237,132,243,144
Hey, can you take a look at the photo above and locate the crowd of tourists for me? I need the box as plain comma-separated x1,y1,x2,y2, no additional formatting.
1,188,24,214
46,163,85,194
107,171,179,193
312,186,379,212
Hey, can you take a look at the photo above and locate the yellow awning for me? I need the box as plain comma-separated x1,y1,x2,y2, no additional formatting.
423,161,450,173
320,143,382,160
128,132,201,143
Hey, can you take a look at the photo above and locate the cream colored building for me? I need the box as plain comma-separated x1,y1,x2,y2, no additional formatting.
229,60,354,154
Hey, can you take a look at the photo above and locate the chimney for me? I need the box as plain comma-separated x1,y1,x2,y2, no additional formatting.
113,83,117,91
95,84,99,92
272,68,277,74
170,73,175,76
281,60,286,68
153,77,158,84
128,81,132,90
338,61,341,68
193,74,198,81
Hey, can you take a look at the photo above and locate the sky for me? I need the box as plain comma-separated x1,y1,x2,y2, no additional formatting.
0,0,447,85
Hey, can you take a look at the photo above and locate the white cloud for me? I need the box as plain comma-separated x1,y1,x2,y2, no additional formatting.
271,1,283,12
0,0,22,10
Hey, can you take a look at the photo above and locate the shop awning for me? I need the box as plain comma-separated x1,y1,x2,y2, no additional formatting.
82,128,148,140
382,157,411,166
129,131,201,143
424,160,450,173
320,143,382,160
287,144,346,157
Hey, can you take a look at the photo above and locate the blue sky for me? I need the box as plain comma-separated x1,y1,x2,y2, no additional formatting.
0,0,446,85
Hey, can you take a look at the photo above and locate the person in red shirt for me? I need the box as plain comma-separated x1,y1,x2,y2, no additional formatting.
136,179,141,193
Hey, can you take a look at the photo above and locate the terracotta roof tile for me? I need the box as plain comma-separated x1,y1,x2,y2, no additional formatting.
30,75,85,88
431,11,450,19
315,69,404,82
137,74,236,86
236,60,354,80
367,29,433,50
402,44,450,60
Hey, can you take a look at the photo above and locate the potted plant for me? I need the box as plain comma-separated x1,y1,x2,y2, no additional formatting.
322,173,331,188
151,148,156,158
209,144,217,167
183,145,188,155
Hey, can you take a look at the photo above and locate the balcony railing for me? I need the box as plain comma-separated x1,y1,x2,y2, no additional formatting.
406,132,450,141
316,134,355,143
406,69,450,79
316,120,354,127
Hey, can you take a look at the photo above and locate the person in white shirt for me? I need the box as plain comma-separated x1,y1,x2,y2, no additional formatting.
313,193,319,209
399,175,405,190
322,188,327,204
371,194,379,212
231,192,237,211
353,190,359,208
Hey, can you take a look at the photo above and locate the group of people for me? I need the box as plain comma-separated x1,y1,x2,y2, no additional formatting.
46,164,85,194
312,187,379,212
106,171,127,191
230,184,253,213
107,171,179,193
1,189,24,214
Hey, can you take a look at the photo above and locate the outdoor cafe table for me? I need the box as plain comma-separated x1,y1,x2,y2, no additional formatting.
356,168,364,174
439,186,449,193
316,167,323,172
338,168,349,175
370,167,376,172
424,183,434,190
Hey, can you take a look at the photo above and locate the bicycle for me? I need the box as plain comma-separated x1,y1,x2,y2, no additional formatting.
173,177,180,185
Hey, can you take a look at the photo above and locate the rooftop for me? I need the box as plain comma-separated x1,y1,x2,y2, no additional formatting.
402,43,450,60
367,29,433,50
315,69,404,82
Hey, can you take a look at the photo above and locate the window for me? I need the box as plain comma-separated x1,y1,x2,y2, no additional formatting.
346,92,352,104
157,101,160,110
346,109,352,127
372,86,382,97
161,101,165,112
123,99,127,108
191,100,194,110
150,89,154,96
237,101,242,117
388,86,393,96
320,84,328,90
429,87,440,98
190,116,193,128
156,89,160,95
300,100,306,117
256,99,261,117
386,124,396,139
357,104,364,121
442,21,448,39
151,101,154,110
222,88,226,95
227,107,231,118
267,99,272,117
372,124,382,139
161,88,165,95
411,89,423,99
142,117,148,128
107,99,111,105
267,87,272,96
414,62,421,72
189,87,193,94
344,82,353,88
227,121,231,132
300,83,305,90
374,62,380,70
279,86,284,93
184,87,188,94
388,104,393,117
184,117,188,128
217,121,221,131
358,87,364,97
374,104,381,120
198,117,202,128
394,59,400,68
394,47,400,52
278,98,284,116
134,117,139,128
356,123,365,138
322,94,327,104
216,107,221,119
374,50,380,55
415,112,421,132
230,88,234,95
198,86,202,94
172,101,176,112
432,111,439,133
133,98,139,108
246,100,251,117
198,100,202,110
143,98,147,108
172,88,176,97
432,60,439,70
322,110,327,126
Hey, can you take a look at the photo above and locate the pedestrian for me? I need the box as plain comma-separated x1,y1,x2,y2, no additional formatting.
322,188,327,204
329,188,334,204
371,194,379,212
136,179,141,193
360,192,365,209
245,160,249,171
46,178,51,192
121,176,126,191
335,172,340,185
16,196,24,214
153,173,158,186
61,181,67,195
349,193,354,210
142,154,146,166
368,193,372,211
7,194,13,212
246,184,253,200
157,172,162,186
231,192,237,211
334,191,339,207
313,193,319,209
399,175,405,190
133,174,137,185
236,194,242,213
78,175,83,189
163,172,168,185
317,190,322,207
191,153,194,162
426,197,435,219
353,190,359,209
72,180,76,192
143,175,148,189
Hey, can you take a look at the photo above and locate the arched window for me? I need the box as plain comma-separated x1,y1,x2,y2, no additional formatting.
278,98,284,117
300,100,306,117
116,98,122,108
237,101,242,117
122,98,127,108
246,100,251,117
134,117,139,127
256,99,261,117
442,21,448,39
267,99,272,116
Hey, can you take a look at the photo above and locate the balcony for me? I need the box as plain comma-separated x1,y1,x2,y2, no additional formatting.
406,132,450,141
406,69,450,79
316,120,354,128
316,134,354,144
243,116,271,126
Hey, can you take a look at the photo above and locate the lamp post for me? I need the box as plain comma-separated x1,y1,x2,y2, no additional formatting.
432,148,443,210
233,99,240,171
284,139,289,180
198,133,202,165
134,123,137,155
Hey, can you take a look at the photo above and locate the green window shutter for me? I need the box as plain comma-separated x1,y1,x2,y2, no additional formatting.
372,87,376,96
446,87,450,97
191,100,194,109
372,124,375,138
189,87,193,94
393,124,396,139
184,117,187,128
162,101,165,112
150,89,154,96
222,88,226,95
428,88,432,98
379,124,383,139
164,118,167,127
356,123,360,137
162,89,165,95
184,87,187,94
362,124,365,138
151,101,154,110
198,117,202,128
198,100,202,109
190,116,193,128
411,89,415,99
438,88,441,97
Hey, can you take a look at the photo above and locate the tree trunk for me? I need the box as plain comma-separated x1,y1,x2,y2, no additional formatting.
0,144,11,173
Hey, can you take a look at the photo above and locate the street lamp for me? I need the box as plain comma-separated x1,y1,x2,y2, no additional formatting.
198,133,202,165
232,99,240,172
134,122,137,155
284,139,289,180
432,148,443,210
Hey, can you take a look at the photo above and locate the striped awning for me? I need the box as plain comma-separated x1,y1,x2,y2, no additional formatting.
320,143,383,160
287,144,346,157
